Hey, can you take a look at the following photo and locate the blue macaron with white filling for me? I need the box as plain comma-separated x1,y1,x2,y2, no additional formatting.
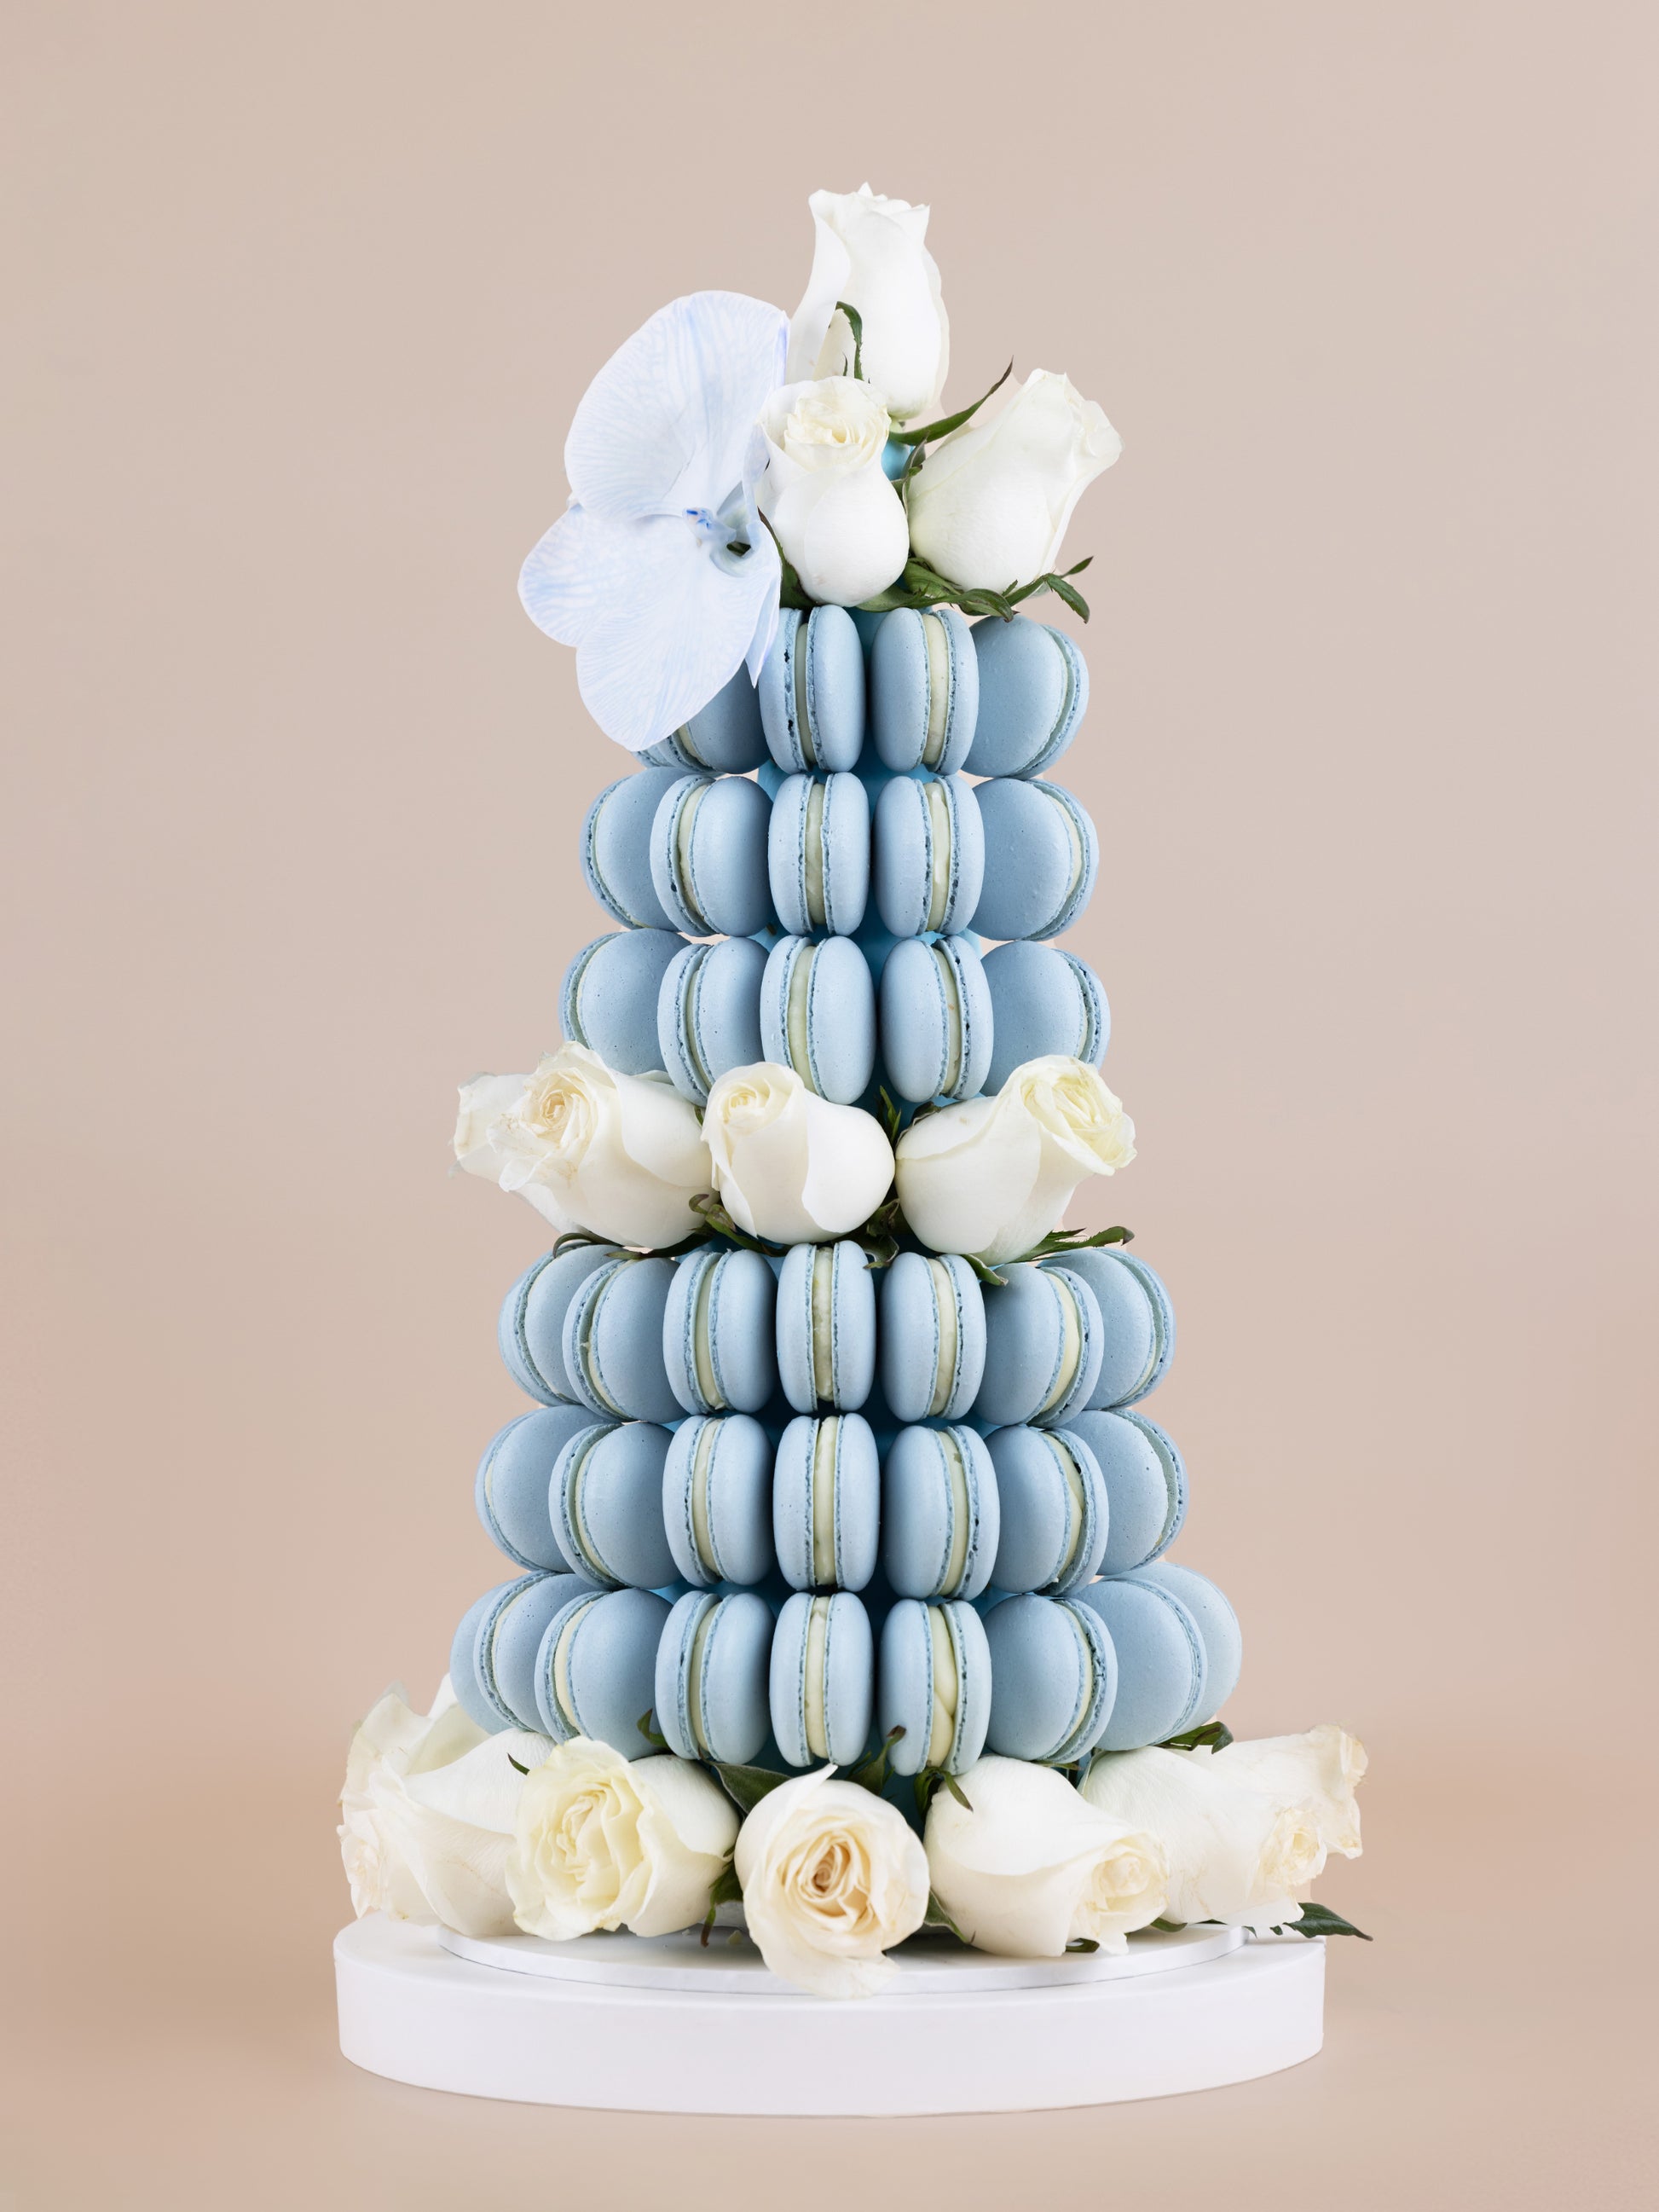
878,934,993,1103
771,1589,876,1767
474,1404,592,1571
870,606,979,773
639,663,769,773
878,1597,992,1777
1130,1561,1241,1719
872,773,986,940
984,1424,1109,1595
663,1246,778,1416
552,1419,678,1590
981,1591,1118,1763
772,1412,881,1592
533,1584,672,1757
1073,1572,1209,1751
1067,1408,1186,1575
760,935,876,1103
662,1413,777,1588
882,1423,1000,1601
650,773,775,939
453,1571,593,1735
767,771,870,936
498,1243,622,1405
965,617,1089,779
1040,1248,1175,1409
969,779,1098,941
656,935,766,1104
759,605,866,773
879,1252,986,1424
981,941,1107,1096
581,767,685,930
561,1254,680,1425
656,1589,776,1764
561,929,686,1076
775,1240,876,1414
976,1263,1104,1429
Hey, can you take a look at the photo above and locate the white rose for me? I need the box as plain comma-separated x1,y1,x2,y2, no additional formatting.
789,184,949,425
735,1769,929,1998
755,378,910,607
1080,1746,1327,1934
906,369,1121,591
895,1056,1135,1265
704,1062,893,1244
453,1044,711,1248
338,1679,484,1920
1192,1726,1367,1859
925,1756,1167,1957
506,1739,737,1943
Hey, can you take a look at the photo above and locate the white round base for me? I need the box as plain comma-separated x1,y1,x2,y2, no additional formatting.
335,1915,1325,2113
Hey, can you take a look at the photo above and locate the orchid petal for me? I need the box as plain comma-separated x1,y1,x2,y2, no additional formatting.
518,501,597,647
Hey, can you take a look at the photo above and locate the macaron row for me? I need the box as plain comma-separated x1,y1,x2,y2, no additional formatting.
581,762,1099,947
636,606,1090,784
566,926,1107,1107
477,1396,1187,1595
449,1560,1240,1774
499,1242,1175,1432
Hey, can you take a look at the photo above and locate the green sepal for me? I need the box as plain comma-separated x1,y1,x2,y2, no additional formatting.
853,1196,903,1271
698,1859,745,1947
506,1753,529,1775
1159,1719,1234,1752
914,1767,974,1821
876,1087,905,1147
1004,558,1094,622
846,1725,905,1796
886,361,1013,446
1149,1917,1187,1933
857,559,1017,622
634,1709,670,1752
554,1225,714,1264
835,299,865,383
688,1193,788,1258
1275,1902,1373,1942
924,1889,970,1943
710,1761,792,1815
1065,1937,1100,1954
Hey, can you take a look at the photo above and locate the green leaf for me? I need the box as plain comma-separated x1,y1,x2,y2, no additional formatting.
1150,1917,1187,1933
847,1725,905,1796
552,1230,610,1257
711,1761,792,1815
1003,559,1095,622
688,1192,787,1258
925,1889,969,1943
835,299,865,383
1159,1719,1234,1752
1276,1902,1373,1942
876,1087,905,1147
1065,1937,1100,1954
758,512,816,611
887,361,1014,446
1009,1224,1135,1268
635,1709,670,1752
506,1753,529,1775
964,1253,1008,1288
698,1858,745,1948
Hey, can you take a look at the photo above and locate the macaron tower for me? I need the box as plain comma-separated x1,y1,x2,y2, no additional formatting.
450,599,1242,1795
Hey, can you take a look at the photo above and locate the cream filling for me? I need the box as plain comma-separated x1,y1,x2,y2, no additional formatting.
1048,643,1076,761
926,1259,960,1416
803,1595,831,1758
1057,1606,1095,1756
938,1430,972,1595
810,1419,840,1585
563,935,607,1047
921,613,951,766
674,782,713,930
923,779,953,931
577,1273,628,1416
804,779,827,925
672,722,708,768
1043,1432,1090,1586
932,942,962,1096
793,633,818,766
927,1607,958,1767
691,1257,721,1408
686,1601,719,1757
1036,1278,1084,1418
1051,790,1086,923
811,1247,835,1403
552,1599,599,1733
564,1429,613,1581
786,944,815,1083
678,947,713,1095
689,1419,720,1574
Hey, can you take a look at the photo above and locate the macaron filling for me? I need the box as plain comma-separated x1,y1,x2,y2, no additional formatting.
478,1580,533,1727
560,935,608,1045
930,942,963,1096
1035,1275,1086,1419
792,628,818,767
672,781,714,931
1060,950,1103,1059
549,1595,602,1734
801,1594,832,1757
923,779,954,931
785,943,816,1084
925,1259,962,1415
1049,790,1088,930
560,1426,617,1583
685,1598,720,1756
1052,1603,1099,1760
674,946,714,1095
937,1429,974,1595
811,1247,837,1401
802,779,827,924
921,612,952,767
572,1268,631,1417
687,1418,721,1576
927,1605,960,1766
1041,1431,1091,1588
689,1255,723,1408
810,1418,841,1584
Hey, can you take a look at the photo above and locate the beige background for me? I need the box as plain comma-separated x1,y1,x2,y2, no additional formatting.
3,2,1655,2204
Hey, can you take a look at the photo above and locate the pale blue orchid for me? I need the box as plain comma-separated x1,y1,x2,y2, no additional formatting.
519,291,789,753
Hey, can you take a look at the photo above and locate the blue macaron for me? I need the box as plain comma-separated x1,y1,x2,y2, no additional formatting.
649,773,775,939
981,1591,1118,1763
767,771,870,936
662,1413,777,1589
663,1247,778,1416
498,1243,622,1406
552,1419,678,1590
581,767,685,931
656,1589,777,1764
976,1263,1104,1429
772,1412,881,1593
1073,1572,1209,1751
1041,1248,1175,1409
656,935,767,1104
1067,1408,1187,1575
561,929,686,1076
775,1240,877,1414
980,941,1108,1095
639,663,769,774
453,1571,593,1736
878,933,993,1103
561,1254,680,1425
969,779,1098,941
759,605,866,773
879,1252,987,1424
532,1584,673,1757
474,1404,592,1572
869,606,979,773
760,935,876,1103
881,1423,1000,1601
771,1589,876,1767
984,1425,1109,1595
965,617,1089,779
878,1597,992,1777
872,773,986,940
1131,1561,1242,1719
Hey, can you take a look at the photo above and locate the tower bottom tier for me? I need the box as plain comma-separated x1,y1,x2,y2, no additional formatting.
334,1916,1324,2112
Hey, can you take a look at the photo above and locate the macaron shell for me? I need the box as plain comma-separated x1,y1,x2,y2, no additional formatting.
662,1413,776,1587
879,1252,987,1424
976,1264,1104,1429
663,1248,778,1416
485,1571,596,1733
561,929,686,1076
475,1404,592,1571
449,1587,508,1733
534,1584,671,1756
982,1591,1118,1763
966,617,1089,779
766,772,870,936
878,934,993,1104
984,1424,1109,1595
1074,1575,1208,1750
759,606,866,773
772,1412,881,1592
1044,1248,1173,1410
770,1590,876,1767
877,1597,992,1776
872,773,986,939
760,935,876,1104
1068,1408,1187,1574
498,1243,622,1404
775,1240,877,1414
969,779,1099,941
981,941,1108,1095
870,606,980,774
656,1590,775,1763
881,1424,1001,1601
650,773,775,939
640,663,769,773
581,768,684,930
1131,1561,1242,1720
562,1255,679,1425
553,1420,677,1590
656,936,766,1104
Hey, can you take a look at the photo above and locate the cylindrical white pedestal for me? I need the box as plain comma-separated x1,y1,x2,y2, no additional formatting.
335,1916,1324,2113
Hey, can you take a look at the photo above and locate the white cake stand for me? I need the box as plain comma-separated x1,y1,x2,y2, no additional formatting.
335,1915,1324,2112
